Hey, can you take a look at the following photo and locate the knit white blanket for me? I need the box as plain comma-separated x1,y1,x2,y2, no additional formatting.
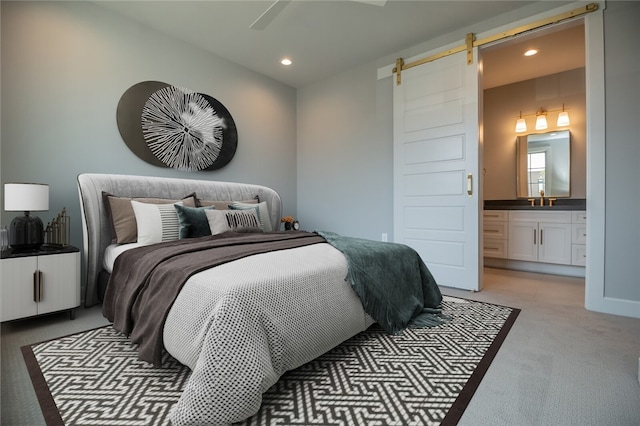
163,243,374,425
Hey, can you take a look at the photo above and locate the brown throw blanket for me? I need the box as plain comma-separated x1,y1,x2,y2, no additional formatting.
103,231,326,366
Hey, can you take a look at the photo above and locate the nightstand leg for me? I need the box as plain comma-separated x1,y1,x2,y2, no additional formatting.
69,308,76,320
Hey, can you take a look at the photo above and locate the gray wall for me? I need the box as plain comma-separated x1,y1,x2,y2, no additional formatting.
296,63,393,241
1,1,298,251
603,1,640,302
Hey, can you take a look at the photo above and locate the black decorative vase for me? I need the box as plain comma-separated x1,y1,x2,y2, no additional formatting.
284,222,292,231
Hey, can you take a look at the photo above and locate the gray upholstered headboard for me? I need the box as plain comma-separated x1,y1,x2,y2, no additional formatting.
77,173,282,307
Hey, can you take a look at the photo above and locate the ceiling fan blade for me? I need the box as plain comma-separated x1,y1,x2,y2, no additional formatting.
249,0,292,31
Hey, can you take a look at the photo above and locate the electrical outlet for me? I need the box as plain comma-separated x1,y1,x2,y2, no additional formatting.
381,233,388,242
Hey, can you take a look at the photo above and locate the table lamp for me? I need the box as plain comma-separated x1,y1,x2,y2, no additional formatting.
4,183,49,251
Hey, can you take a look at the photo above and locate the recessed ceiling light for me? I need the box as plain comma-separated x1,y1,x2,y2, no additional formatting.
281,58,292,66
524,49,539,57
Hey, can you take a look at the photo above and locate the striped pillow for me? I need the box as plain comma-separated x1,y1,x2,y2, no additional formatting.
228,201,272,231
205,209,262,235
131,200,182,245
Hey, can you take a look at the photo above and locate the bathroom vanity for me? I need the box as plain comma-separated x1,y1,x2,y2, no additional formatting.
483,199,586,277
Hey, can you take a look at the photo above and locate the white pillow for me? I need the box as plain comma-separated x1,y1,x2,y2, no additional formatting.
205,209,261,235
228,201,272,231
131,200,182,245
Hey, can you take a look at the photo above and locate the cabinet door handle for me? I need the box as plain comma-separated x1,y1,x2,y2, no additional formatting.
467,173,473,196
533,229,536,245
540,230,543,245
33,271,38,302
39,271,43,301
32,270,43,302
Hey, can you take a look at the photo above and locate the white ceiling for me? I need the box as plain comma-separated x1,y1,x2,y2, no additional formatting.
94,0,583,89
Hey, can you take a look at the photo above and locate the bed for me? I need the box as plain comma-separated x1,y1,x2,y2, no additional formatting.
77,173,444,425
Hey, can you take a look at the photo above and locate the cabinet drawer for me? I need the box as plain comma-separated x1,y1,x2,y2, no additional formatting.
483,221,508,239
572,244,587,266
483,210,508,221
572,211,587,223
483,238,508,259
572,223,587,244
509,210,572,223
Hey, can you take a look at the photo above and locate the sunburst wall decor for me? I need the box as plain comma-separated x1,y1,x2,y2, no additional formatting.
116,81,237,171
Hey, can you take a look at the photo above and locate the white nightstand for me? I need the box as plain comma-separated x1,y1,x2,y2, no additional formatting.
1,246,81,322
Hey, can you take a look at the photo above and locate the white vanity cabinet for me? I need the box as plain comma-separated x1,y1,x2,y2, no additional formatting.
508,211,573,265
0,247,80,322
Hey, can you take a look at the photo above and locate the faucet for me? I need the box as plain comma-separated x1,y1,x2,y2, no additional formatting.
539,189,545,207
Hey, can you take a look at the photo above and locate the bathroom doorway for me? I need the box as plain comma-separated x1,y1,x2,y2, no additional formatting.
480,19,588,285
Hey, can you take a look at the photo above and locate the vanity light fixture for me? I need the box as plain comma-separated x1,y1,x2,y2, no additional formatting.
515,111,527,133
557,104,570,127
514,105,570,133
535,109,548,131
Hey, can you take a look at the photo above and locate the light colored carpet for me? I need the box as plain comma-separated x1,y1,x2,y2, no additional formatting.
2,268,639,425
445,268,640,426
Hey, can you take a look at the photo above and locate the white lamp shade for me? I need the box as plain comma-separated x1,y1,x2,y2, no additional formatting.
515,118,527,133
557,111,570,127
4,183,49,212
535,114,548,131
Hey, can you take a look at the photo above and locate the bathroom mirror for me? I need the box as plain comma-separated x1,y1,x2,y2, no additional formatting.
516,130,570,198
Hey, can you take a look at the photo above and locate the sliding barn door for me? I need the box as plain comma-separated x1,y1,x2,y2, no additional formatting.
393,49,481,291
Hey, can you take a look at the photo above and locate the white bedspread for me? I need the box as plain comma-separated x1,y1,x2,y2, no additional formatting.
162,243,374,425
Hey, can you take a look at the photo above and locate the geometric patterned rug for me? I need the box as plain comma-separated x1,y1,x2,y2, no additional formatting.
22,296,519,426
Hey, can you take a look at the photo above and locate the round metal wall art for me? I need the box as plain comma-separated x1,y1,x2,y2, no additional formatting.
116,81,237,171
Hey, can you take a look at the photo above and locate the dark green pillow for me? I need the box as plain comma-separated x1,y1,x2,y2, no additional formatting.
174,204,214,239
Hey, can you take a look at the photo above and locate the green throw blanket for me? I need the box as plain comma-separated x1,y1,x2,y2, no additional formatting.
317,231,447,334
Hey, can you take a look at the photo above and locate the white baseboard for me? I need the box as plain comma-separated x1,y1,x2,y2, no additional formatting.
484,257,585,278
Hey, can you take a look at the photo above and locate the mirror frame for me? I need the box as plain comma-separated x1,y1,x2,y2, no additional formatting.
516,130,571,198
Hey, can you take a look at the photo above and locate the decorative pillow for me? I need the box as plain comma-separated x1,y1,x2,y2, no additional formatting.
229,201,272,231
130,200,183,245
174,204,214,239
205,209,262,235
197,197,258,209
103,192,197,244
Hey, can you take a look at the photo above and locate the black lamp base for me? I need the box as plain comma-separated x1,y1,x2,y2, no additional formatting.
9,213,44,252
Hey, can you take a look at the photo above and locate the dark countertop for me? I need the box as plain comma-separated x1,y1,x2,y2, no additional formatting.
1,245,79,259
484,199,586,211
